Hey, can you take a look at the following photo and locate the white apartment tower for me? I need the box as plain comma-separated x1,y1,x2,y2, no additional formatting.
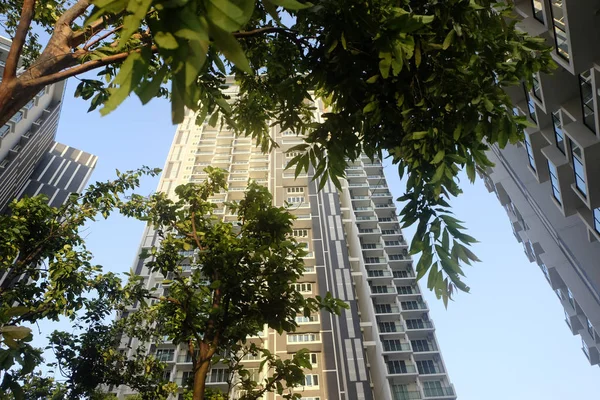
114,83,456,400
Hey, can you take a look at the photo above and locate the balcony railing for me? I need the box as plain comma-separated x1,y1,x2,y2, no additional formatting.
370,286,396,294
387,362,417,375
372,192,392,197
382,340,411,352
392,389,421,400
406,321,434,330
362,244,383,249
367,270,392,278
423,387,455,397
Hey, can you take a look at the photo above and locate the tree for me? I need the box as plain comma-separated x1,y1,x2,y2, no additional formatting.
0,0,555,300
0,167,346,400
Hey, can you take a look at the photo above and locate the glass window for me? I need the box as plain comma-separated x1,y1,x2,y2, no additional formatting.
524,86,537,124
23,99,35,110
580,70,596,133
550,0,569,60
567,287,575,308
416,360,437,374
587,317,595,339
556,288,563,299
552,111,565,154
423,381,446,397
532,73,542,100
593,208,600,234
0,124,9,137
541,263,550,280
303,374,319,387
411,339,431,352
582,338,590,359
10,111,23,123
570,139,587,196
524,133,536,171
531,0,545,23
548,161,562,204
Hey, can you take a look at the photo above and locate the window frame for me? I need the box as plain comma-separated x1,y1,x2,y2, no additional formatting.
547,161,562,204
569,139,587,196
579,70,596,133
524,133,536,171
552,111,566,154
549,0,570,61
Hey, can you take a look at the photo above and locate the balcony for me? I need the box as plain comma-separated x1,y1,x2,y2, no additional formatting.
356,216,378,221
355,206,374,212
423,386,455,398
367,270,392,278
352,195,370,200
374,304,400,314
382,340,411,352
400,301,428,311
370,286,396,294
372,192,392,197
359,228,381,234
406,321,434,330
392,388,421,400
362,243,383,249
364,257,386,264
378,322,404,333
387,361,417,375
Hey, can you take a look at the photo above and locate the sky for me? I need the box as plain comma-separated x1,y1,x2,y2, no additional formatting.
49,78,600,399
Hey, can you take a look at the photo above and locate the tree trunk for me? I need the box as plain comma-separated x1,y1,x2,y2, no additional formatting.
193,357,212,400
0,79,45,127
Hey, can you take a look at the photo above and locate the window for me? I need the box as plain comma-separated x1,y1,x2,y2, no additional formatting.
552,111,565,154
0,124,9,137
587,317,595,339
292,229,309,237
531,0,544,23
285,151,302,159
303,374,319,387
397,286,414,295
295,314,319,323
378,321,398,333
207,368,228,383
547,161,562,204
405,319,425,330
416,360,437,374
423,381,446,397
556,288,563,300
524,133,536,171
162,371,171,382
362,243,378,249
570,139,587,196
309,353,318,366
593,208,600,234
364,257,382,264
371,285,390,294
383,339,406,352
10,111,23,123
541,263,550,280
389,254,405,261
385,240,401,246
242,353,261,361
282,130,297,136
532,73,542,100
155,349,174,362
287,186,305,193
567,287,575,308
288,333,319,343
387,360,408,374
374,304,392,313
181,371,193,385
412,340,432,352
23,99,35,110
524,86,537,124
582,338,590,359
580,70,596,133
393,270,410,278
550,0,569,60
292,283,312,293
287,196,304,204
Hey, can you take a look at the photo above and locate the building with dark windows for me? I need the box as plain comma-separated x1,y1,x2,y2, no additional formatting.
110,80,457,400
0,36,97,212
483,0,600,366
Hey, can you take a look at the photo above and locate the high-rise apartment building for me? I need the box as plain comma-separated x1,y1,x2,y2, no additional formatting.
482,0,600,366
113,82,456,399
0,36,97,212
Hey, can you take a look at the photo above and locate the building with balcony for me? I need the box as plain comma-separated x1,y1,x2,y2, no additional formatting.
0,36,97,212
482,0,600,366
110,80,456,399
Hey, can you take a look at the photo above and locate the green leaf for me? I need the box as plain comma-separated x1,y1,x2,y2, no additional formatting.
341,32,347,50
209,23,252,73
267,0,313,10
1,326,31,340
431,163,445,184
363,101,377,114
5,306,29,318
118,0,153,49
483,97,494,112
100,51,148,116
412,131,427,140
154,31,179,49
442,29,455,50
431,150,445,164
135,66,168,105
366,75,379,84
206,0,255,32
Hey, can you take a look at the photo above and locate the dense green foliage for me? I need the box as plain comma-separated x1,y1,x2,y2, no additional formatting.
0,0,554,301
0,168,345,400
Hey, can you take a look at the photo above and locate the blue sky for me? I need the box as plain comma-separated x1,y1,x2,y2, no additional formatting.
52,78,600,398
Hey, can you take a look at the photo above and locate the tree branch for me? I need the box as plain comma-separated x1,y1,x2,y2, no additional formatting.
3,0,36,81
83,25,123,51
21,46,158,89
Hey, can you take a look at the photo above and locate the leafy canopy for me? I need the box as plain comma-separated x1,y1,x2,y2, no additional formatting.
0,167,346,400
0,0,555,301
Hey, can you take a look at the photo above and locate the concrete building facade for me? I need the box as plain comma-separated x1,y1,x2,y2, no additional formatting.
482,0,600,366
0,36,97,212
113,83,456,400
